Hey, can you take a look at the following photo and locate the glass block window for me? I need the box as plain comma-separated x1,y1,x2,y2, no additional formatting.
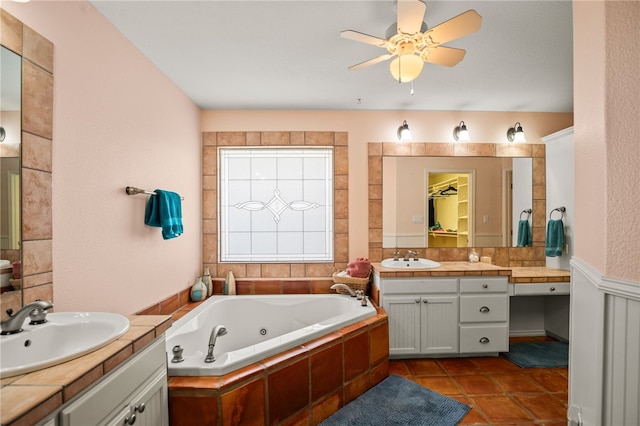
219,147,334,262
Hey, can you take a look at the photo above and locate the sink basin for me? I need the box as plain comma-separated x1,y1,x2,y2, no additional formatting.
0,312,130,378
380,258,441,269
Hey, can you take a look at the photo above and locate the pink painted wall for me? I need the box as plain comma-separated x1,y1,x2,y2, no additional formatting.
574,1,640,282
4,1,203,315
201,111,573,258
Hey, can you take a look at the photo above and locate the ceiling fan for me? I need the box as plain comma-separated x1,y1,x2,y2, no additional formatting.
341,0,482,82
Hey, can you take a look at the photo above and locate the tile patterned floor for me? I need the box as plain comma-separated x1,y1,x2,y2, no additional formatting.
389,337,568,426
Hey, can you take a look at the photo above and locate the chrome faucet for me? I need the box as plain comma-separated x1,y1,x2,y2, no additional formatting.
330,283,357,297
1,300,53,335
204,324,227,363
403,250,419,261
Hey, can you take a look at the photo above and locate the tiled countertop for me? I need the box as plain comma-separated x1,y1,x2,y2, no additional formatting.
509,266,571,283
0,315,172,426
373,262,570,283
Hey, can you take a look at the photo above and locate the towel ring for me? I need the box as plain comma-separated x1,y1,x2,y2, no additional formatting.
549,207,566,220
520,209,532,220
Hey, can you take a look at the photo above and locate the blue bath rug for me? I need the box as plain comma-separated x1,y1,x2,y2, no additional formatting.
503,341,569,368
320,374,470,426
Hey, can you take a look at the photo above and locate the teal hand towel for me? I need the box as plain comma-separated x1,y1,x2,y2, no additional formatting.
144,189,183,240
516,219,532,247
545,219,564,257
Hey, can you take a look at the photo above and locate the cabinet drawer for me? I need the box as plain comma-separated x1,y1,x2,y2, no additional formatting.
460,325,508,353
513,282,570,296
459,277,508,293
381,278,457,294
460,295,508,323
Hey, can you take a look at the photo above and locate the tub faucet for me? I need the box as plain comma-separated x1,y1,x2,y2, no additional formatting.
330,283,356,297
1,300,53,335
204,324,227,363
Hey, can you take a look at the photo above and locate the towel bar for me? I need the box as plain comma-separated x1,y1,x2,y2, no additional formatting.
125,186,184,200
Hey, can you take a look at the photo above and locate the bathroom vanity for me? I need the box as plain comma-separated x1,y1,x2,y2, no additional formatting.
372,262,570,358
0,315,171,426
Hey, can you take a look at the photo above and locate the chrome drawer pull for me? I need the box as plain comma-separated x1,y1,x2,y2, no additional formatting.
550,287,556,292
479,306,490,313
423,299,428,303
482,284,488,289
479,337,490,344
415,299,420,303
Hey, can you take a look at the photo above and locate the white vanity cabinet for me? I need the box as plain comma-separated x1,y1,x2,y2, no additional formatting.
54,336,168,426
374,274,509,357
375,277,459,356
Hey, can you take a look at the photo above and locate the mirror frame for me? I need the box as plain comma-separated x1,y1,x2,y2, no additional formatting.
0,9,54,317
368,142,547,267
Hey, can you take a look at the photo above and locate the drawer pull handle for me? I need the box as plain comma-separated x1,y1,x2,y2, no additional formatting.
479,337,490,344
482,284,488,289
415,299,421,303
125,414,136,425
135,403,146,413
423,299,428,303
479,306,490,313
550,287,556,292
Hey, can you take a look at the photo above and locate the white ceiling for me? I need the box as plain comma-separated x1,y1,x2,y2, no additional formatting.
88,1,573,113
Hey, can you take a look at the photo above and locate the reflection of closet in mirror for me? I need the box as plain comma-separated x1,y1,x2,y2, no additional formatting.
427,172,472,247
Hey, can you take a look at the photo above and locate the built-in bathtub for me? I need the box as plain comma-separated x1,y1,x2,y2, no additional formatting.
167,294,389,425
166,294,376,376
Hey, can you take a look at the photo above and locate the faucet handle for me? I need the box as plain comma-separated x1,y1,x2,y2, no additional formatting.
6,309,14,318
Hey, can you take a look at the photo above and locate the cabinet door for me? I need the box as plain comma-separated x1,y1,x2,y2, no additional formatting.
109,368,168,426
383,296,421,356
421,295,459,354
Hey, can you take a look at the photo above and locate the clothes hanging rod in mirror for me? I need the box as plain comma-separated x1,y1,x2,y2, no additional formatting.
125,186,184,200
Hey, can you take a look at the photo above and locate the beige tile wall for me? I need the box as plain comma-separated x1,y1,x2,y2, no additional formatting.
0,9,54,319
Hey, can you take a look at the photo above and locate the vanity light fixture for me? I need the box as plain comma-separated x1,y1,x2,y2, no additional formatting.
453,121,470,142
397,120,412,141
507,122,526,143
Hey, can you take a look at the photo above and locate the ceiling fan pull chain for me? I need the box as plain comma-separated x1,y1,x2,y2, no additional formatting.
410,81,414,96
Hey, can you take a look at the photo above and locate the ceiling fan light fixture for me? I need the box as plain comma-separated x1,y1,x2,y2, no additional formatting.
453,121,470,142
389,54,423,83
397,120,412,142
507,122,526,143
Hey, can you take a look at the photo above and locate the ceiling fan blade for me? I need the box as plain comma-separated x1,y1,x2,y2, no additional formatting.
397,0,427,35
341,30,387,47
348,54,395,70
421,46,466,67
424,10,482,45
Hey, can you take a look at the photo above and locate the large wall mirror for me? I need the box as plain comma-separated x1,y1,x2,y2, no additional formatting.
0,9,54,317
369,142,546,267
1,46,22,256
383,156,532,248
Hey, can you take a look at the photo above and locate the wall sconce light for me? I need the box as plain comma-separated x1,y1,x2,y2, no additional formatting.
453,121,470,142
507,122,526,143
397,120,411,141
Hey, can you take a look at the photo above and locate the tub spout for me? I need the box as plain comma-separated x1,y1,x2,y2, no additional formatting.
330,283,356,297
204,324,227,363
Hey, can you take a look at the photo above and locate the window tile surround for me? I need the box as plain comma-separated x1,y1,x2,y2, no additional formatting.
202,131,349,279
367,142,547,267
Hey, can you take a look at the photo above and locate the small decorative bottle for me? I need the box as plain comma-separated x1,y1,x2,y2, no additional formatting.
190,277,207,302
203,267,213,297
